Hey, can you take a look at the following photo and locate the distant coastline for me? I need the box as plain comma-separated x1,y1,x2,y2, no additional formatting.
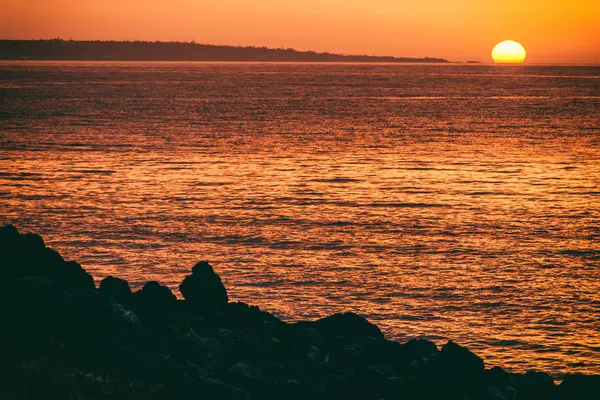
0,39,448,63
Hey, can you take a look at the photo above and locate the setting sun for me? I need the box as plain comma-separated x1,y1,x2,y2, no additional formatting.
491,40,527,64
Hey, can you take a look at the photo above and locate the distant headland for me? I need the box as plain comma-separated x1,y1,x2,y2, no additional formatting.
0,39,448,63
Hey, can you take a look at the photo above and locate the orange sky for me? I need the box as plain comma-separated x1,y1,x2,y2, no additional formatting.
1,0,599,63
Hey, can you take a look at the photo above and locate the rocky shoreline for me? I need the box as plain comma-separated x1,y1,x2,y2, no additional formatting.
1,225,597,399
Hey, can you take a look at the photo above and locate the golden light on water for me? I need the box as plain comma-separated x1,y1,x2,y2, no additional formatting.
491,40,527,64
2,62,600,377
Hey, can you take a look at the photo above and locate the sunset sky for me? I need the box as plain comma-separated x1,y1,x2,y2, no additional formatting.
1,0,599,63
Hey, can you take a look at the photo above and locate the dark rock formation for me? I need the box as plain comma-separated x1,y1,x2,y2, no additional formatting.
132,281,178,322
99,276,133,306
558,374,600,400
0,276,75,340
0,224,95,291
402,337,440,366
423,341,487,399
292,312,384,341
179,260,228,313
436,340,485,375
514,370,557,400
0,225,597,400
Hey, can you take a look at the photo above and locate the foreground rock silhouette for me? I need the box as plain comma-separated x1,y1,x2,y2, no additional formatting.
180,260,229,314
1,224,598,399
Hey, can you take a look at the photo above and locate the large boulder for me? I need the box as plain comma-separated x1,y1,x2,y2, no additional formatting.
403,338,440,365
436,340,485,375
420,341,486,399
291,312,384,342
59,260,96,291
138,281,177,303
99,276,133,306
133,281,177,321
380,338,440,376
484,366,518,400
486,366,511,387
512,370,556,400
0,225,95,291
179,261,228,313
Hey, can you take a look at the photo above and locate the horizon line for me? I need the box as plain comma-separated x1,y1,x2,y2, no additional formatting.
2,38,600,65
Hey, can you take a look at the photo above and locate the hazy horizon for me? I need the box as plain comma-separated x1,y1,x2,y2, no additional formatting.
1,1,599,64
0,38,450,62
2,39,600,66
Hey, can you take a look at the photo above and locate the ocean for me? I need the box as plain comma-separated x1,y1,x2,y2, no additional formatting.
1,61,599,377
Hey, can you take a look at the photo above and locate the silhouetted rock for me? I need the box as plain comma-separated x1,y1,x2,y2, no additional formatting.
221,302,285,333
0,225,95,291
140,281,177,303
483,366,519,400
99,276,132,306
133,281,177,321
2,225,599,400
395,338,440,373
60,260,96,291
292,312,383,341
179,261,228,313
558,374,600,400
512,370,556,400
425,341,487,399
487,366,511,386
436,340,485,375
0,223,19,245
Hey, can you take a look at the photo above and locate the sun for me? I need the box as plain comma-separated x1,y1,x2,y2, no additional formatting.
491,40,526,64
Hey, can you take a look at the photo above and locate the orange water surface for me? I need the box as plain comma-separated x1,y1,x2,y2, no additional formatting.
1,62,599,377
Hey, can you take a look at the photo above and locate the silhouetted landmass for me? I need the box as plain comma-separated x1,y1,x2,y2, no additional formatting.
1,224,597,399
0,39,448,63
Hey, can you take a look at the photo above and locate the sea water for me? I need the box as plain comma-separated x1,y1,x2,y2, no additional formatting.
1,61,599,376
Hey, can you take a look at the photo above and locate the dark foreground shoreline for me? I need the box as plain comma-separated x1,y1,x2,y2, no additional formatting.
0,225,597,399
